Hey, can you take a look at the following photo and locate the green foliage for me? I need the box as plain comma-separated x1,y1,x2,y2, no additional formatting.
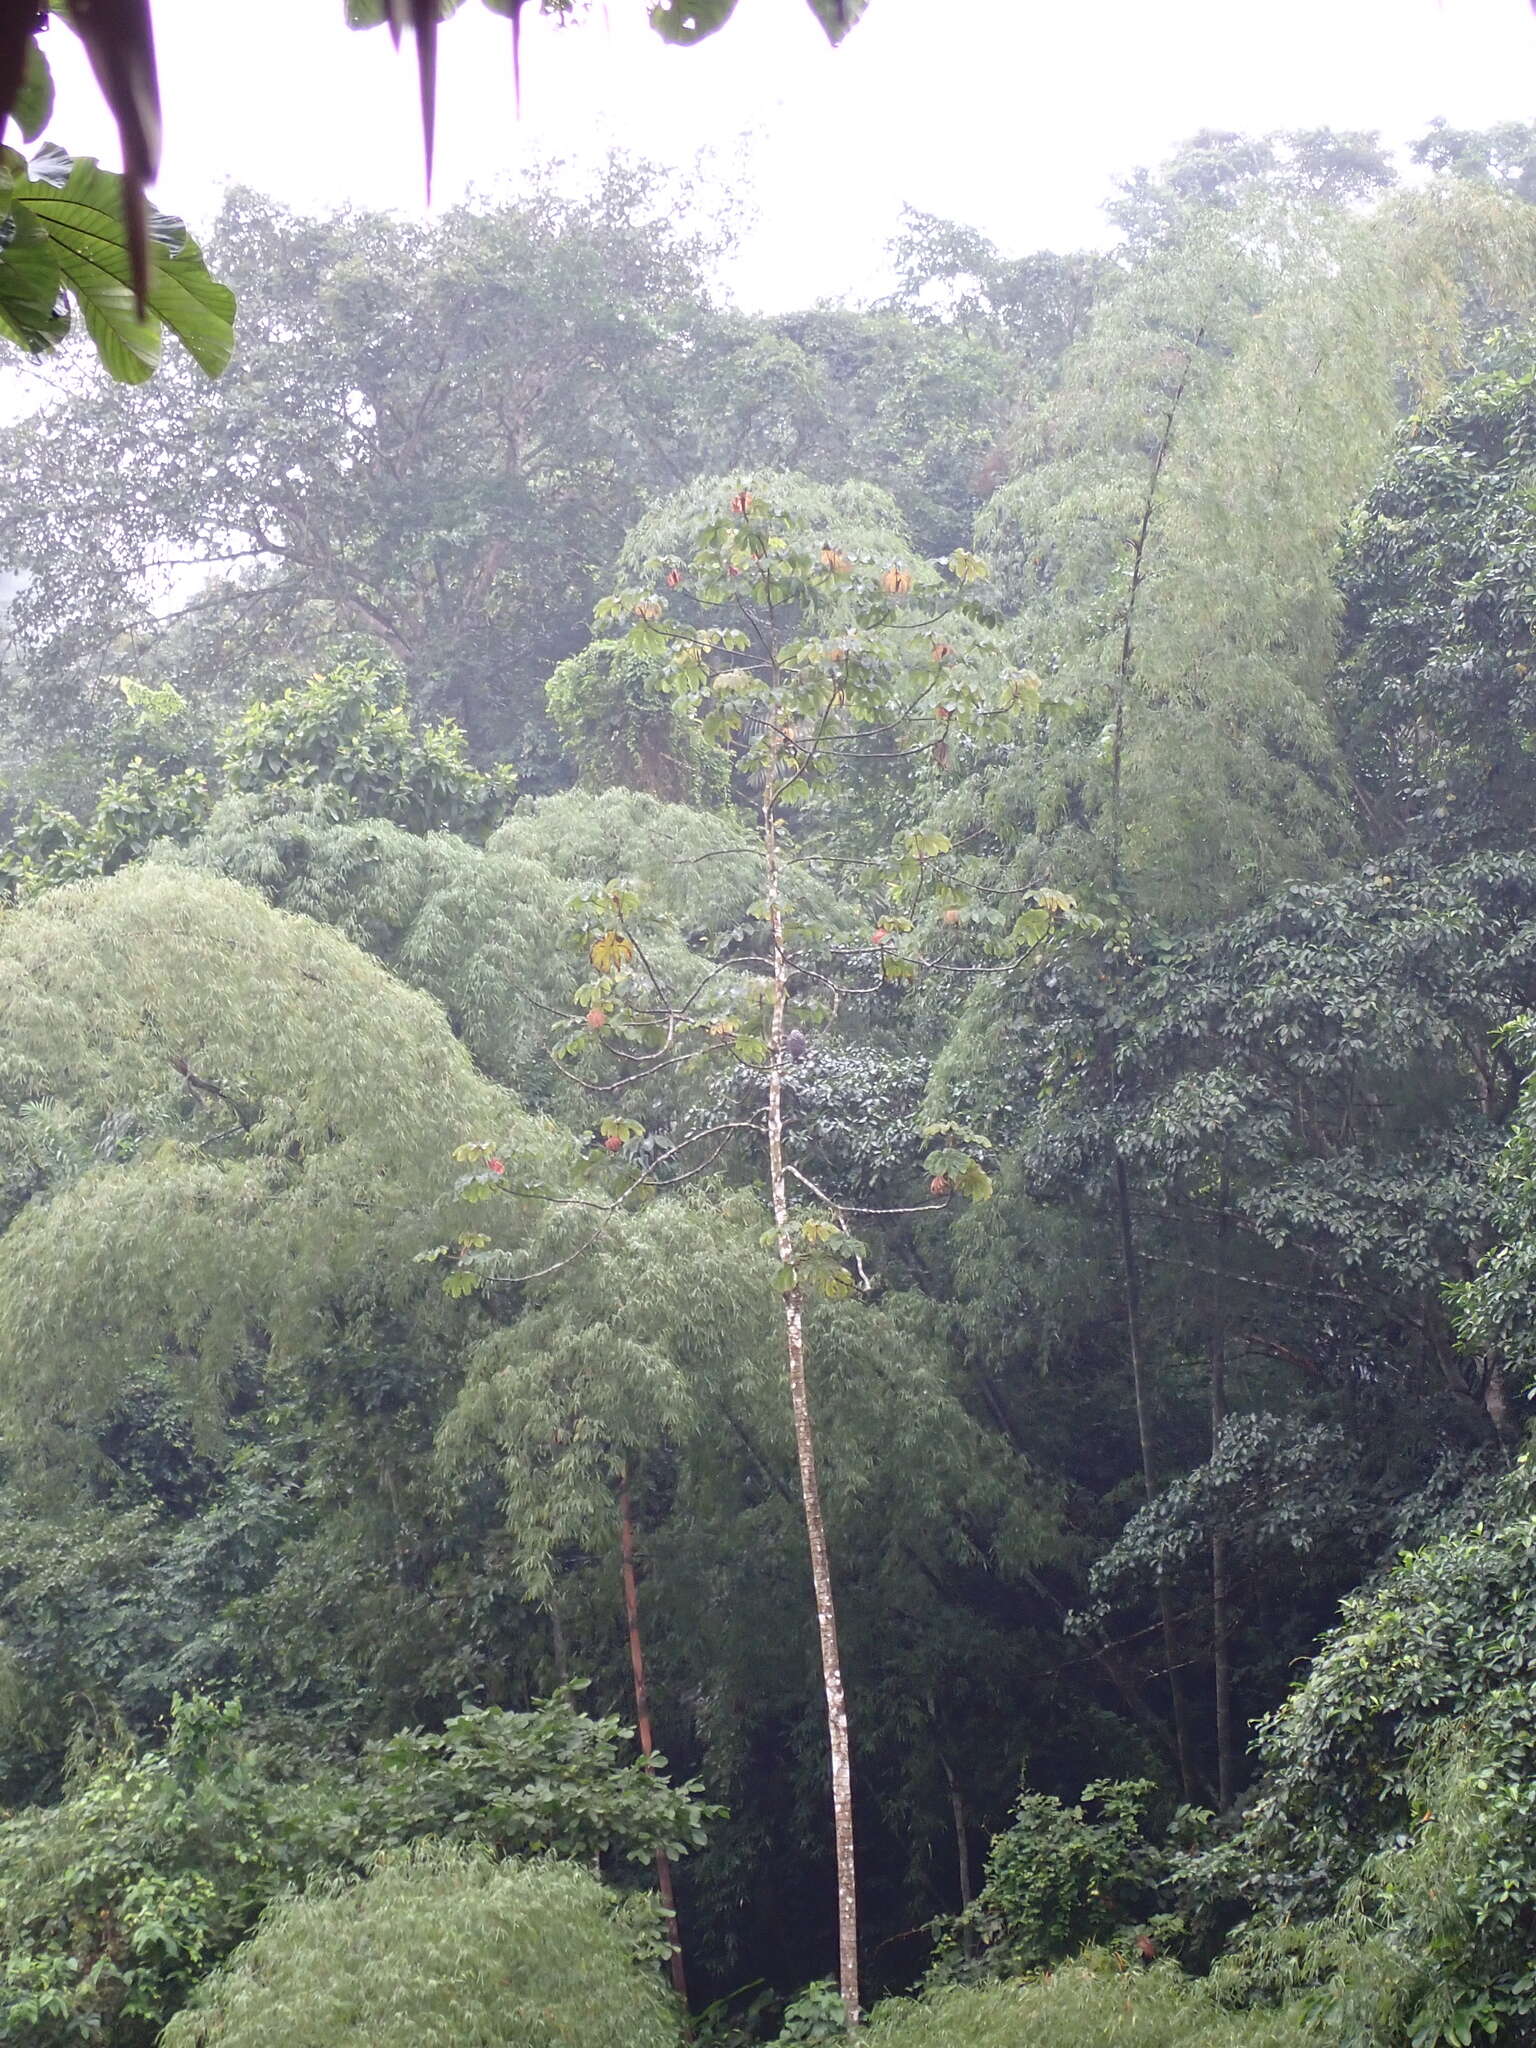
10,124,1536,2026
864,1962,1310,2048
945,1776,1167,1976
358,1693,715,1867
1457,1021,1536,1388
0,141,234,382
0,1696,303,2045
161,1845,681,2048
1077,1419,1355,1637
0,168,734,762
1237,1456,1536,1892
0,860,542,1454
1222,1706,1536,2046
220,659,516,836
0,1690,710,2047
546,641,724,803
0,754,212,897
1201,1457,1536,2044
2,662,514,898
776,1978,845,2040
1339,343,1536,852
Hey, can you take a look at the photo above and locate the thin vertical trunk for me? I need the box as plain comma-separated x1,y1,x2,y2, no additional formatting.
1104,349,1202,1803
1209,1165,1235,1812
1108,344,1197,893
1114,1158,1197,1802
618,1465,689,2009
548,1600,568,1688
765,797,860,2032
939,1753,974,1915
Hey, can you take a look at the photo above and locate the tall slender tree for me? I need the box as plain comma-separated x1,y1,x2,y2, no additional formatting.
433,484,1063,2026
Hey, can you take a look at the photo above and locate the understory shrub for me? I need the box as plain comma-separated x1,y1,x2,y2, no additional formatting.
865,1962,1312,2047
162,1845,681,2048
936,1775,1173,1976
0,1691,708,2046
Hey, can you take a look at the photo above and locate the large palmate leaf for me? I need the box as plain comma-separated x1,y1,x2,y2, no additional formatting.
0,143,234,381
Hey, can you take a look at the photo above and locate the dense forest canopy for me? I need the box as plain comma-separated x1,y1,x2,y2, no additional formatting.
6,113,1536,2046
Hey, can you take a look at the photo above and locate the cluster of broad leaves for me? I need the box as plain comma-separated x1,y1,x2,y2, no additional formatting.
9,119,1536,2048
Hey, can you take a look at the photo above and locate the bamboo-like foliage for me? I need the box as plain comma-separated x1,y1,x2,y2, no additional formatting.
162,1845,681,2048
0,863,557,1459
974,184,1536,920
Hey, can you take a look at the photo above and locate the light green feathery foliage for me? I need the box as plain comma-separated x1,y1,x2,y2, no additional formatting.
441,1189,1054,1599
864,1962,1310,2047
970,183,1536,922
179,788,821,1114
162,1845,682,2048
0,864,560,1462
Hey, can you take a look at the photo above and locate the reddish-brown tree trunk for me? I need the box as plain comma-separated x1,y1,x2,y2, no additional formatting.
618,1464,688,2009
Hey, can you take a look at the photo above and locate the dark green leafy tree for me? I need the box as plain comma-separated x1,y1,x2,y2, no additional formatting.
1338,344,1536,853
0,171,723,764
1209,1454,1536,2048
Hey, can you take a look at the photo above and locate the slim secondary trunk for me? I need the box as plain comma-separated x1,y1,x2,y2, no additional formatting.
940,1753,974,1915
618,1464,689,2008
764,799,861,2031
1114,1157,1198,1803
1102,352,1203,1806
1209,1168,1236,1811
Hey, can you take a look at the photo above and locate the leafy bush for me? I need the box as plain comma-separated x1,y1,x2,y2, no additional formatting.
356,1694,717,1867
776,1979,845,2040
0,1697,302,2045
221,659,516,837
1,660,516,897
0,755,212,896
161,1845,681,2048
865,1961,1311,2047
1221,1702,1536,2046
0,1691,711,2046
1200,1452,1536,2044
939,1775,1170,1976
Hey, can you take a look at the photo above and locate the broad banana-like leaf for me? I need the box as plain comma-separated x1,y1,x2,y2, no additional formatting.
1,146,234,380
0,191,68,355
11,39,54,143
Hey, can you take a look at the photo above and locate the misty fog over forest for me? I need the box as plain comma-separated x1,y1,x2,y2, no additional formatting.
4,6,1536,2044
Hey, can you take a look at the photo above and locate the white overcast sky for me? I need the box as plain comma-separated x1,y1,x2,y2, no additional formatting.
30,0,1536,309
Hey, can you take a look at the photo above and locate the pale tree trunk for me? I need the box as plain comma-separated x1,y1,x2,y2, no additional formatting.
1114,1159,1198,1803
764,797,861,2031
618,1465,689,2008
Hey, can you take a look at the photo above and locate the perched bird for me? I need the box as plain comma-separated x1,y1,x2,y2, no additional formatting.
786,1028,808,1062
